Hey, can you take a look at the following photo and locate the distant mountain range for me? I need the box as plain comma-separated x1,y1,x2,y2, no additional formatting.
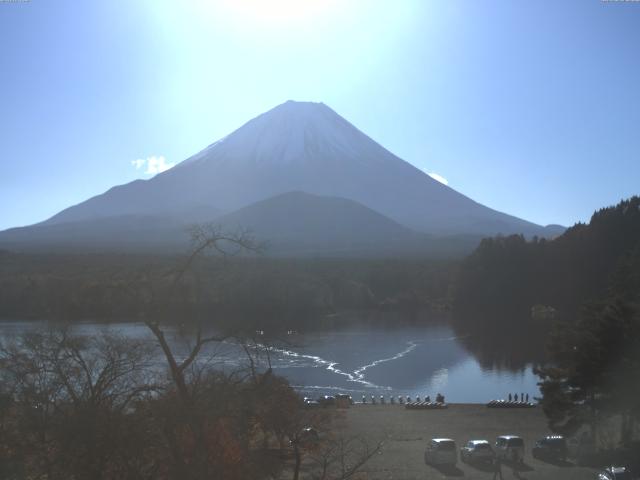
0,101,564,257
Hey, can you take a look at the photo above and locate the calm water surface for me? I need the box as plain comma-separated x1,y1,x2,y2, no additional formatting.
0,321,538,403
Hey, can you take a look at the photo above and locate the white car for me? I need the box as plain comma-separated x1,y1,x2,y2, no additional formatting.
495,435,525,463
597,466,633,480
460,439,494,463
424,438,457,466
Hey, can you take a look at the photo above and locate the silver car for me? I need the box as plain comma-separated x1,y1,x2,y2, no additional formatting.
425,438,457,466
460,439,494,463
597,466,633,480
495,435,525,463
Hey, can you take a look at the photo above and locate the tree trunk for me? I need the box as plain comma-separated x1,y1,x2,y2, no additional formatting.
293,443,301,480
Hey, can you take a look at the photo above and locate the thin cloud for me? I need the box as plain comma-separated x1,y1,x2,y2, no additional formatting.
131,156,176,175
426,171,449,186
131,158,146,169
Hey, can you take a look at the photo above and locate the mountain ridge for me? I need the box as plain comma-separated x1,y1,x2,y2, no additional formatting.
0,191,485,257
1,100,564,255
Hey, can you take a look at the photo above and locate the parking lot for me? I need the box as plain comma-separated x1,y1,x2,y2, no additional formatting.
337,404,598,479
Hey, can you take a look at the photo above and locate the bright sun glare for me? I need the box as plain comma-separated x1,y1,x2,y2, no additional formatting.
215,0,338,27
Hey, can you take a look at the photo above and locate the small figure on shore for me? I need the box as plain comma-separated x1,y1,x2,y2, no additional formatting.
520,392,524,402
371,395,376,405
425,395,431,403
436,393,445,403
525,393,529,403
514,393,519,402
492,456,504,480
508,393,512,402
416,396,421,403
362,395,367,404
380,395,385,404
407,396,412,403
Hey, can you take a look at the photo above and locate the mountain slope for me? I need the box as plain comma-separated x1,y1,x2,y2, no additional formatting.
41,101,555,237
0,192,483,257
0,215,189,253
215,191,426,256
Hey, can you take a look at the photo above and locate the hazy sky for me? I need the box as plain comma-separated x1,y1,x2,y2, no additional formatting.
1,0,639,230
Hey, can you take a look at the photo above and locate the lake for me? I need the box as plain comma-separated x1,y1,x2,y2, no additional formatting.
0,320,539,403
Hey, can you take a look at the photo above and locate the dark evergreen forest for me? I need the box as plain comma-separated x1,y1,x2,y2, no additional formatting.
452,196,640,367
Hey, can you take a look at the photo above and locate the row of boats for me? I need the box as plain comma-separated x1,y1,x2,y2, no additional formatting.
405,401,448,410
487,399,536,408
359,394,446,405
305,395,535,409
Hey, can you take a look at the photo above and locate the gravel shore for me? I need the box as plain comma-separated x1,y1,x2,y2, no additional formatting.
337,404,598,480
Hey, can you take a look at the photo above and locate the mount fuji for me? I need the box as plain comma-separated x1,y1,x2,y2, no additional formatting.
0,101,563,256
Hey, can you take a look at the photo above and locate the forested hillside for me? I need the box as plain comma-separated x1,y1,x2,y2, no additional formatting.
536,245,640,442
454,196,640,321
0,252,455,330
452,197,640,368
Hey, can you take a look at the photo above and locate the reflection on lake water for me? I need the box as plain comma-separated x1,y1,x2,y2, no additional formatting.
0,320,539,403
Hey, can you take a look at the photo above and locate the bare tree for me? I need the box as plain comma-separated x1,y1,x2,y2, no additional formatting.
145,224,261,405
138,224,264,480
0,328,159,480
307,436,383,480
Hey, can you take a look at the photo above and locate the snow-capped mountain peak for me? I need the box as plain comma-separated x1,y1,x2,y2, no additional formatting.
180,100,387,169
38,101,550,238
